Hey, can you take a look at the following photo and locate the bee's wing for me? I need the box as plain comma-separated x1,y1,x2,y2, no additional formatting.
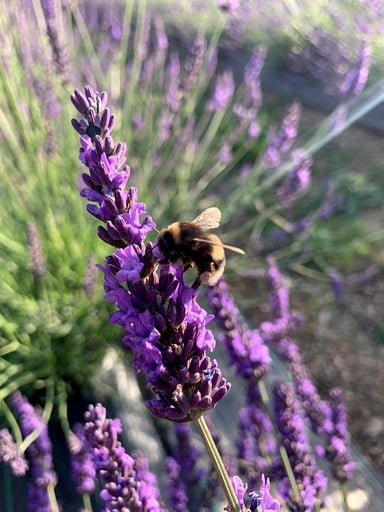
191,207,222,230
193,237,245,255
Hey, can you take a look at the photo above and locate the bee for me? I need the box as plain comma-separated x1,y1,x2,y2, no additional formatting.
158,207,244,287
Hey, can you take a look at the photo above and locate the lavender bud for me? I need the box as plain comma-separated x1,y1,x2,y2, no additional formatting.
27,222,46,278
0,429,28,476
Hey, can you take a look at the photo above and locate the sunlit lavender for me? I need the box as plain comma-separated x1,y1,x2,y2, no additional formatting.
0,0,382,511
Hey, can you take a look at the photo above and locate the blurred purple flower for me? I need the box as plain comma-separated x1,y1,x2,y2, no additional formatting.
207,71,235,111
273,382,327,510
237,382,277,486
11,392,57,512
339,41,371,97
260,257,299,343
325,388,356,482
166,457,188,511
207,279,271,380
329,268,345,305
217,0,240,13
69,425,96,495
0,429,28,476
41,0,69,84
261,102,301,168
277,151,312,208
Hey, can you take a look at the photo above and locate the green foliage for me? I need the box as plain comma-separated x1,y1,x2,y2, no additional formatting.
0,6,119,406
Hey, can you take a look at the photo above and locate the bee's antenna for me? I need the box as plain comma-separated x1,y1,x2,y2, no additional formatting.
192,238,245,255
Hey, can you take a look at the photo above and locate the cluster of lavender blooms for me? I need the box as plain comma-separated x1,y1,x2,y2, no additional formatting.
287,3,372,98
69,85,283,511
82,403,165,511
1,389,281,511
0,428,28,476
71,85,230,423
262,259,355,486
205,255,356,510
2,392,165,511
10,392,58,512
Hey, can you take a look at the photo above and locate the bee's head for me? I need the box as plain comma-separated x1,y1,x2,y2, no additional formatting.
158,224,180,262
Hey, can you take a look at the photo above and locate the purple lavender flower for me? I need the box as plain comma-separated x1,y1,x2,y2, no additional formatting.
69,425,96,495
325,388,355,482
207,279,271,381
71,86,230,422
328,268,345,305
165,457,188,511
232,474,281,511
83,403,165,511
261,102,301,168
0,428,28,476
285,349,333,437
217,0,240,13
41,0,69,84
207,71,235,111
237,382,277,487
243,47,266,107
260,257,297,343
273,382,327,511
249,474,281,512
11,392,57,512
180,32,207,99
339,41,371,97
231,475,247,510
276,151,312,208
173,422,205,486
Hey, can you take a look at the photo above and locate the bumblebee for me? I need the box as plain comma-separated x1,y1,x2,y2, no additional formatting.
158,207,244,287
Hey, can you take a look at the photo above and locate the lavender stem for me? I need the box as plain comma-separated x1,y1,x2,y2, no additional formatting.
47,484,60,512
193,414,240,512
279,445,301,503
341,483,352,512
82,493,92,511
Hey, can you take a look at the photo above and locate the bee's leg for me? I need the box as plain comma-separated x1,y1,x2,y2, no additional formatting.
191,276,201,288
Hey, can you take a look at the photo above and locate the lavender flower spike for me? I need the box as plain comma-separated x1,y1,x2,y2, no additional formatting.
231,474,280,511
249,474,281,512
11,392,58,512
83,403,165,512
273,382,327,510
72,86,231,422
69,425,96,495
0,428,28,476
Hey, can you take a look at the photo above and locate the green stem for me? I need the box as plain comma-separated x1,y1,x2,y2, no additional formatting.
57,380,72,440
279,445,301,502
47,483,60,512
193,414,240,512
341,483,351,512
0,401,24,445
82,493,93,512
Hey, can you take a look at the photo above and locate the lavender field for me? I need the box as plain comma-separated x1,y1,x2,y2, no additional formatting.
1,1,384,511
